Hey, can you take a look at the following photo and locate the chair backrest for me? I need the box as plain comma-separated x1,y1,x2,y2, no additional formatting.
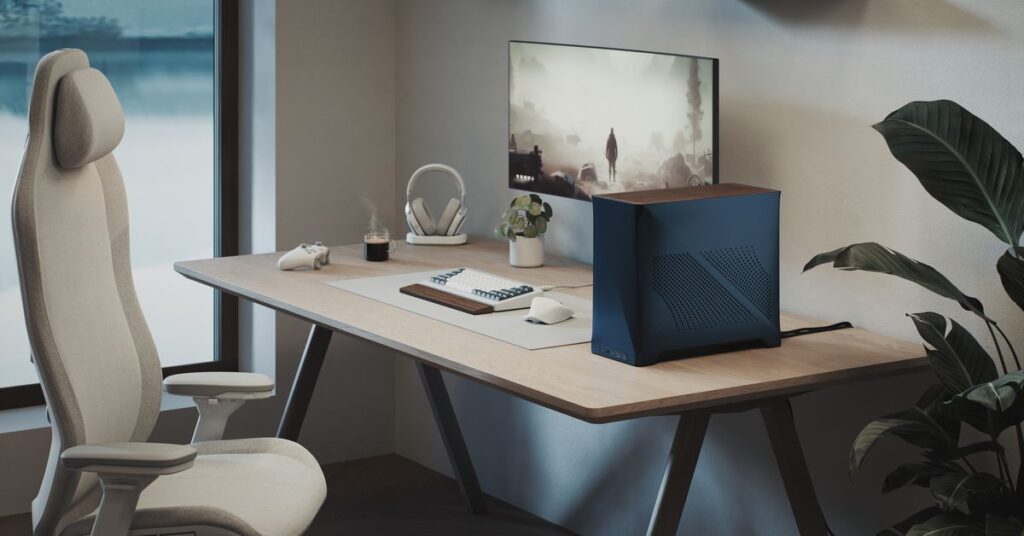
12,49,163,536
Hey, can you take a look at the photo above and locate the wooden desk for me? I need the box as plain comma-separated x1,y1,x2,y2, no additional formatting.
176,239,926,535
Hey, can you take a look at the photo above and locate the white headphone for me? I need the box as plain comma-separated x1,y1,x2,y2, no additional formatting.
405,163,468,237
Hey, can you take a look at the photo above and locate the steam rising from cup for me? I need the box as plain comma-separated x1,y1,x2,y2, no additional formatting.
362,198,386,235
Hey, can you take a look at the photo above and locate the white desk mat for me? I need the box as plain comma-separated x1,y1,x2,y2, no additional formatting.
326,270,592,350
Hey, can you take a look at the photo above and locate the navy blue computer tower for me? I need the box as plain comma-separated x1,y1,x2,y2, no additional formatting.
592,184,780,366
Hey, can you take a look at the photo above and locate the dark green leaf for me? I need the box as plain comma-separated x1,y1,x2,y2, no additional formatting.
906,512,984,535
884,462,962,494
943,372,1024,435
940,395,999,436
873,100,1024,248
986,516,1024,536
543,202,553,219
918,385,962,441
804,243,987,319
910,313,998,394
930,472,1004,512
994,395,1024,432
997,248,1024,314
851,408,957,476
852,418,927,476
925,441,1003,464
962,372,1024,413
881,507,945,536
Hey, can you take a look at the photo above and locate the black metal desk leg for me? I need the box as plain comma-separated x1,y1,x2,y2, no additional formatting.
760,399,828,535
277,325,333,440
416,362,487,514
646,412,710,536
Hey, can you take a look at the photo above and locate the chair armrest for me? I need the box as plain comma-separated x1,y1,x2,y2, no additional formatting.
165,372,274,443
163,371,274,399
61,442,197,474
61,443,196,536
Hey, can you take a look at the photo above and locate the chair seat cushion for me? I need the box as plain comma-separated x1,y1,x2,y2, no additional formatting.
62,438,327,536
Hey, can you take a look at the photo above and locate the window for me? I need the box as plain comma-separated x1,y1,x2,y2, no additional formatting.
0,0,238,408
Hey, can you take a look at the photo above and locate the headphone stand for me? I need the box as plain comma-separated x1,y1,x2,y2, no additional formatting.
405,232,468,246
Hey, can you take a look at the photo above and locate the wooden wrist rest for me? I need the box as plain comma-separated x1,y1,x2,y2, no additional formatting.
399,284,494,315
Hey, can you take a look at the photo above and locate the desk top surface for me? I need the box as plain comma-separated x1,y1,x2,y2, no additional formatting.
175,239,926,423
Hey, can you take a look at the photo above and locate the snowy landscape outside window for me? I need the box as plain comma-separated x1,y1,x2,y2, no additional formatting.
0,0,236,403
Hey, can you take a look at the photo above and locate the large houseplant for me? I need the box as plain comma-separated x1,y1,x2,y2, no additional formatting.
805,100,1024,534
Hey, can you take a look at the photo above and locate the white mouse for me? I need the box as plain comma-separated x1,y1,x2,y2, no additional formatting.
523,297,574,325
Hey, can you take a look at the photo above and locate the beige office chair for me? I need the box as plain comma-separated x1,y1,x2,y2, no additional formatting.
12,49,327,536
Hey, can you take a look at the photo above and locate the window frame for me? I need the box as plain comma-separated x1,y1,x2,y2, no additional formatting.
0,0,240,410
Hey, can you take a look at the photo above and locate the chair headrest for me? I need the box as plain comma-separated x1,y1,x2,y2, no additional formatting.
53,68,124,169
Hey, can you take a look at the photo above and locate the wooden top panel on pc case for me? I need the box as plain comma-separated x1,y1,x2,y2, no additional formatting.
597,183,778,205
592,183,781,367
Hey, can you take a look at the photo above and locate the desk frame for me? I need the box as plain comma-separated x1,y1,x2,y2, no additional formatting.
275,324,827,535
177,241,925,535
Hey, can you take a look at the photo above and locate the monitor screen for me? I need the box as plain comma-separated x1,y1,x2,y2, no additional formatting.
509,41,718,201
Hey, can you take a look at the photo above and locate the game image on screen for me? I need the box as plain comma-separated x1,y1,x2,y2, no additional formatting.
509,41,718,201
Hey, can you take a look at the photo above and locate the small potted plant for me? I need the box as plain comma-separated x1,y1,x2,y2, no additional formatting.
496,194,552,268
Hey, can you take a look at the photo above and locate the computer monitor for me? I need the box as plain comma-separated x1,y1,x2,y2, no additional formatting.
508,41,719,202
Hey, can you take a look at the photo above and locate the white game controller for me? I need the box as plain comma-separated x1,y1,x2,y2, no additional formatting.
277,242,331,271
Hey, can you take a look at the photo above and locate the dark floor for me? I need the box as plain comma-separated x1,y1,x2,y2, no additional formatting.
0,454,573,536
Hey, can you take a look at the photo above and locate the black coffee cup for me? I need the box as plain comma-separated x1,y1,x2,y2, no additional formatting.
364,233,395,262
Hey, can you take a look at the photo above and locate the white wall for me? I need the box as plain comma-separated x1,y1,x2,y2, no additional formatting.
274,0,398,462
393,1,1024,534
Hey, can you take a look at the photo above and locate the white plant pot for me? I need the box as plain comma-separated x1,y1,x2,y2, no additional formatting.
509,236,544,268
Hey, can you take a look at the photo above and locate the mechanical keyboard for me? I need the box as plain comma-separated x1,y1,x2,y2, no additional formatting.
420,268,543,311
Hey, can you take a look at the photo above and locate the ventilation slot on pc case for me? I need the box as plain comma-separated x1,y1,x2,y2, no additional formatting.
651,253,755,331
701,246,775,319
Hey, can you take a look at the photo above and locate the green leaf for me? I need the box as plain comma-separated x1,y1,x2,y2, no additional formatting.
535,218,547,235
522,225,538,238
940,394,999,436
986,516,1024,536
506,228,516,242
930,472,1004,513
997,248,1024,314
884,462,962,494
543,201,553,219
529,193,542,204
906,512,984,535
873,100,1024,248
528,202,542,216
513,196,531,209
964,372,1024,412
942,370,1024,418
850,408,957,476
925,441,1003,465
917,385,963,442
804,243,987,320
992,395,1024,433
881,507,946,536
909,313,998,394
